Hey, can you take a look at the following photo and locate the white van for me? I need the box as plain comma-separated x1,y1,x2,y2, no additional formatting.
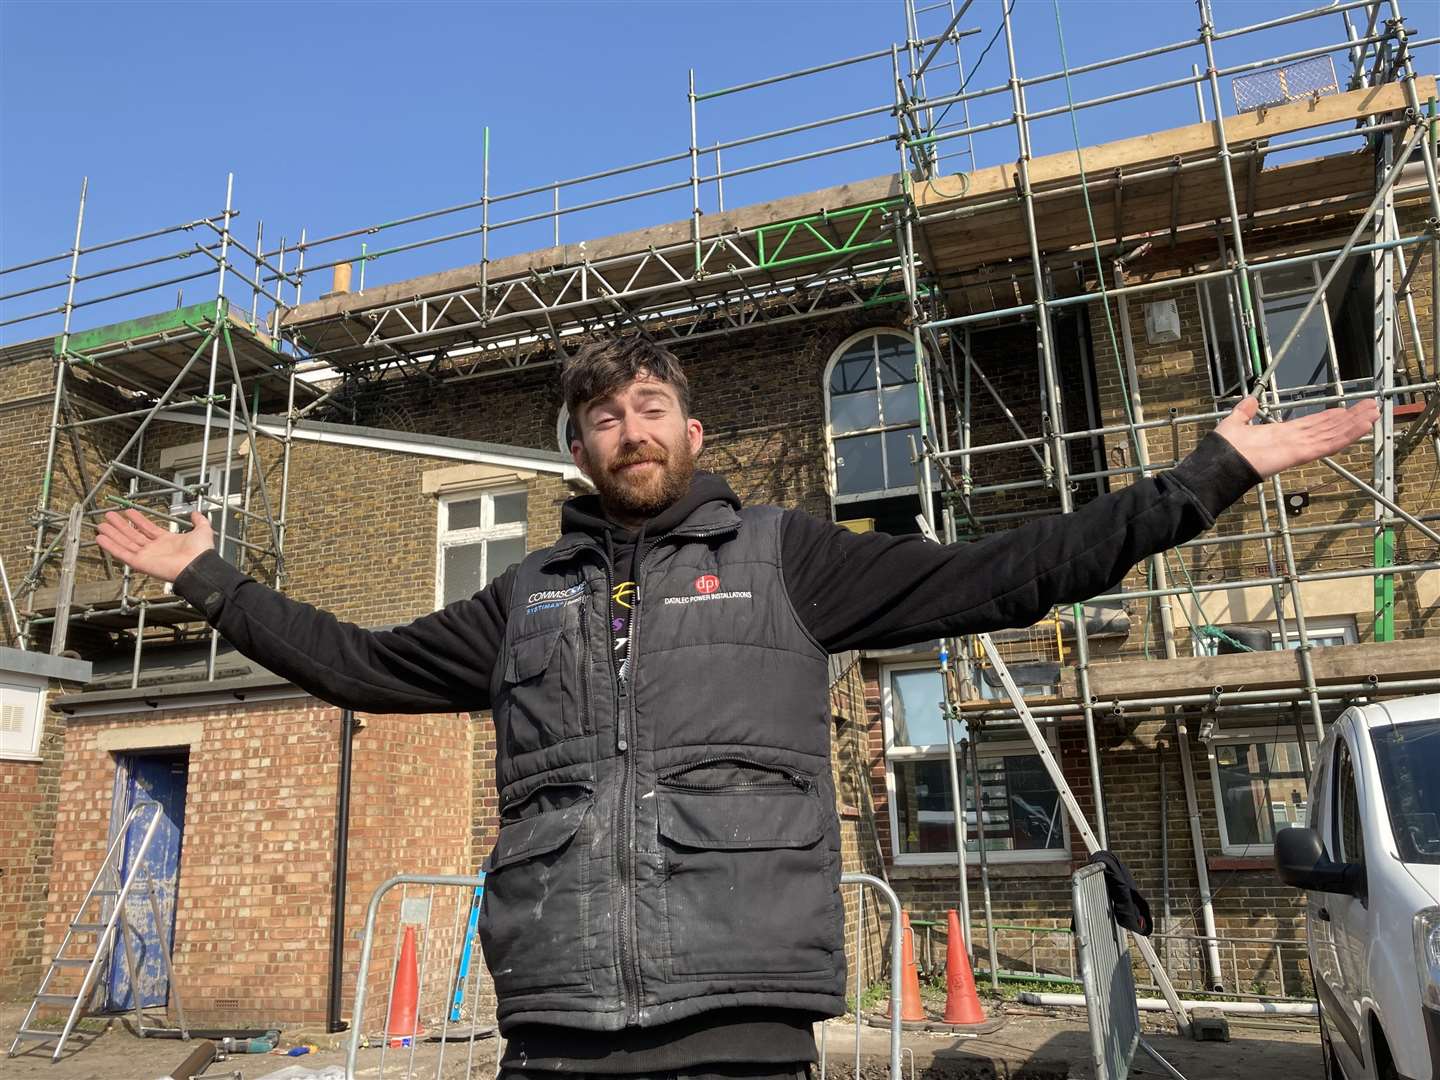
1275,693,1440,1080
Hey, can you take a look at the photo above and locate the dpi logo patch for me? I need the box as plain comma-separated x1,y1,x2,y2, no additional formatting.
663,573,751,607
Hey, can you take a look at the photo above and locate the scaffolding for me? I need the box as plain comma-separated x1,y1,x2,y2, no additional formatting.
893,0,1440,991
1,0,1437,997
0,176,317,674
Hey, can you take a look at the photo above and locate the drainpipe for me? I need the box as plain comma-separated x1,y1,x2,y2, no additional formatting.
327,709,358,1033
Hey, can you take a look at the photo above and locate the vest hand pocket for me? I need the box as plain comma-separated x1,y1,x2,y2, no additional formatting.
655,767,839,981
479,798,593,994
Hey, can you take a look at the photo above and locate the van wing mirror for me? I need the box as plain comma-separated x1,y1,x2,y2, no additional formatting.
1274,827,1364,897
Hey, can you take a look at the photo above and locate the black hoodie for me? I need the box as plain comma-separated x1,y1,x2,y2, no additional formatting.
173,431,1259,1069
502,476,821,1068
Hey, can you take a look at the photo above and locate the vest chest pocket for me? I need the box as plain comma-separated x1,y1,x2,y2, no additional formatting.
478,798,593,994
496,609,589,755
655,761,840,981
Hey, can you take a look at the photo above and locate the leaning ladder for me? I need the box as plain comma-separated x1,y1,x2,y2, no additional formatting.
975,632,1194,1037
7,799,189,1061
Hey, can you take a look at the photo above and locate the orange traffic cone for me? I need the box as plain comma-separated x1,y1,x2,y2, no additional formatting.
386,925,428,1047
942,909,986,1025
887,911,926,1023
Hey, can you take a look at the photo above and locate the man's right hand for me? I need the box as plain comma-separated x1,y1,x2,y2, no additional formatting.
96,509,215,584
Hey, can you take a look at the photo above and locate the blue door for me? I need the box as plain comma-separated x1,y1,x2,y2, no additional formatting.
105,751,188,1012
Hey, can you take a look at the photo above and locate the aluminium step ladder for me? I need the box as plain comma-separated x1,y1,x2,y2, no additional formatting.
8,799,189,1061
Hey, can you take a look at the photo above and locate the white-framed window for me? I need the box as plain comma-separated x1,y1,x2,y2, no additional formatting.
1206,726,1317,856
436,488,528,607
824,329,927,503
172,461,247,566
159,436,251,567
557,405,574,453
1192,617,1357,657
0,677,44,761
881,660,1068,865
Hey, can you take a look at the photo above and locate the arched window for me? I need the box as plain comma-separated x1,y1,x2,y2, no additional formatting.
556,404,574,453
824,329,925,502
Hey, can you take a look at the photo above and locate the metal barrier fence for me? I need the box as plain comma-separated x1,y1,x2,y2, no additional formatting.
915,919,1313,1002
1073,865,1185,1080
820,872,903,1080
345,871,904,1079
1148,930,1313,1001
1074,864,1141,1080
345,873,496,1080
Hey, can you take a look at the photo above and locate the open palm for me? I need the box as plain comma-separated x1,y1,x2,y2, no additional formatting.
1215,396,1378,479
96,509,215,584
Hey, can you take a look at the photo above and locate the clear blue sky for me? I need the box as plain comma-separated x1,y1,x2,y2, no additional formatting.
1,0,1435,343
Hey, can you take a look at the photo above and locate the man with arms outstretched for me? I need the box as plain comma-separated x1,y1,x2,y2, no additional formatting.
98,335,1375,1077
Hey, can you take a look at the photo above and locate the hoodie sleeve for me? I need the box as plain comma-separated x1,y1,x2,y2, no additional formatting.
172,550,511,713
781,429,1259,652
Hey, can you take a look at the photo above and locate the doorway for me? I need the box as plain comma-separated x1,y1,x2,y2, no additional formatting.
105,749,189,1013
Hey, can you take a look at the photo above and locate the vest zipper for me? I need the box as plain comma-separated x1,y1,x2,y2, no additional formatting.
614,524,736,1026
658,757,813,793
577,604,592,734
616,535,664,1025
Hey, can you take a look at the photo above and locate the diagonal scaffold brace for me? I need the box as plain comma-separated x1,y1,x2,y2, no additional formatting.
974,630,1193,1038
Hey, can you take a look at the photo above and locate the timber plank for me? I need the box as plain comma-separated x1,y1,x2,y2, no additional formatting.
1055,638,1438,701
914,79,1432,210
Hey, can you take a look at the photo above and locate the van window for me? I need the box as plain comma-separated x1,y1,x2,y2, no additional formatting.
1371,718,1440,864
1335,739,1365,867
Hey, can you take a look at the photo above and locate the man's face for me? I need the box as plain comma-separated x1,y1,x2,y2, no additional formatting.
570,371,704,523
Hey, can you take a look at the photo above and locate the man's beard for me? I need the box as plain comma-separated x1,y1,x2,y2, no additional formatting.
590,439,696,522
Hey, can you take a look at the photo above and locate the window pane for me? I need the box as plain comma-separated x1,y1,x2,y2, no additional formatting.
212,518,243,566
1275,629,1350,650
1214,738,1310,846
485,536,527,585
1261,265,1314,293
894,760,962,855
976,663,1054,700
1203,279,1245,399
890,668,948,748
893,753,1064,857
831,391,880,435
447,498,485,531
880,383,920,426
493,492,527,526
1371,719,1440,864
1337,741,1365,866
1264,298,1331,388
883,427,919,486
875,335,916,386
834,433,884,496
1262,294,1332,418
442,543,485,605
830,343,877,395
1003,755,1065,850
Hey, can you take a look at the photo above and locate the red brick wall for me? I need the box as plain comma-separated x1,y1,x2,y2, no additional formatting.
40,700,471,1027
0,349,69,998
0,699,64,1001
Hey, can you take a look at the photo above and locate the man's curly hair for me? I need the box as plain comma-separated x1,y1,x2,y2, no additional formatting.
560,335,691,442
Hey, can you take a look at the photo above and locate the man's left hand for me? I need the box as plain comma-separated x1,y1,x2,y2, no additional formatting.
1214,395,1379,480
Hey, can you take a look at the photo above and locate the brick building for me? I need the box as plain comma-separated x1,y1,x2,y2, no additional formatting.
2,5,1437,1040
